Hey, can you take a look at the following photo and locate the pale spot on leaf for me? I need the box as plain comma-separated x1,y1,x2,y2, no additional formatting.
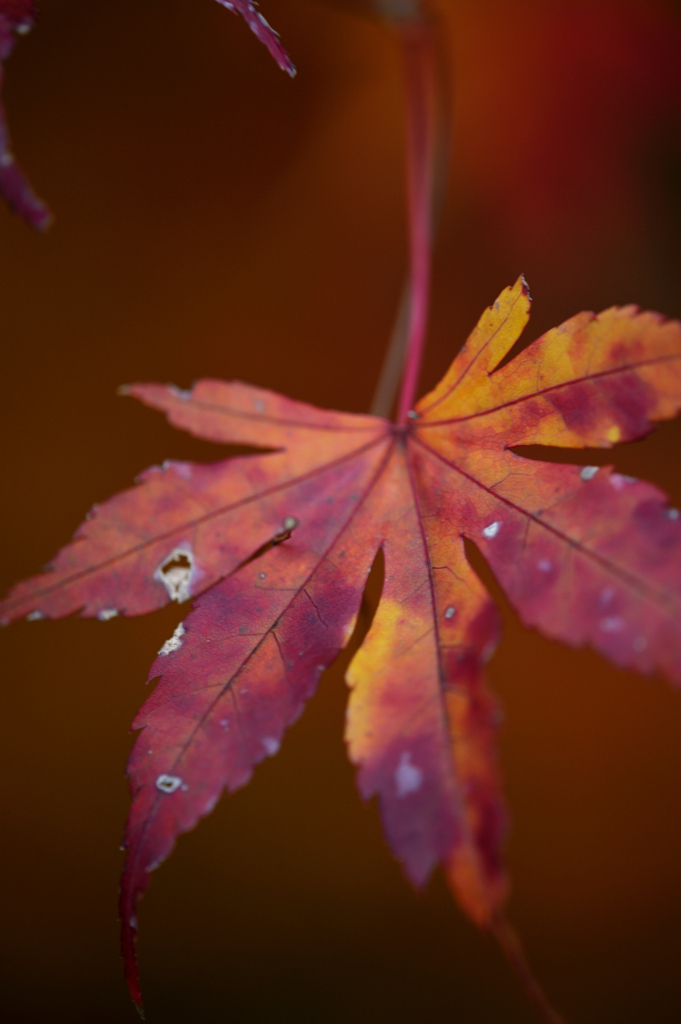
610,473,636,490
170,385,192,401
98,608,118,621
158,622,186,656
600,616,624,633
168,461,193,481
395,752,423,797
156,774,182,794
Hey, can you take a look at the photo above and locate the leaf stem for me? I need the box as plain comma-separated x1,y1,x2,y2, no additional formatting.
370,278,411,417
393,12,439,425
491,915,568,1024
370,3,450,420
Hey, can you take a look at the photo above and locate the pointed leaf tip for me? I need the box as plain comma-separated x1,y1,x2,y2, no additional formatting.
0,0,51,229
121,907,145,1017
214,1,296,77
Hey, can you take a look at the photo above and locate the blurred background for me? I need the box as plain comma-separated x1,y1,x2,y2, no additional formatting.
1,0,681,1020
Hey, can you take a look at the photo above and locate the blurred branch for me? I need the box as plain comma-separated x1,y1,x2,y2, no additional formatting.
373,0,424,21
319,0,424,19
371,279,412,418
371,2,452,417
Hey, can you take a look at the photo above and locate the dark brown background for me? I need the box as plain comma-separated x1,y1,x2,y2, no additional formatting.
2,1,681,1021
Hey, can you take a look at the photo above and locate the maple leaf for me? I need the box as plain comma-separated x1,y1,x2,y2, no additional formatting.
0,0,50,229
3,276,681,1015
215,0,296,76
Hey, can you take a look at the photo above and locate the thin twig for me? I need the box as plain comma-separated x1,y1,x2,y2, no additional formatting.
395,17,437,423
370,280,411,417
369,1,451,419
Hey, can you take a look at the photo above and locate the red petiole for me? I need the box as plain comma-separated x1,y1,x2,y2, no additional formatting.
395,15,439,425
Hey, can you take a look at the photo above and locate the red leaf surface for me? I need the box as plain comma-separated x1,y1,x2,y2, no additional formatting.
3,278,681,1013
0,0,50,229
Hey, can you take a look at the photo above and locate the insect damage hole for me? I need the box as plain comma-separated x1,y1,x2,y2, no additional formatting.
155,546,195,603
158,622,186,656
155,774,183,794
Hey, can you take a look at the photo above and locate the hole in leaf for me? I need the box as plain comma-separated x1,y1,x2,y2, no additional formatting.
156,547,195,602
161,553,192,574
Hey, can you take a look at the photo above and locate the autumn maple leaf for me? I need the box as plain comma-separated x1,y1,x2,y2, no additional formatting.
3,3,681,1020
0,0,50,229
3,275,681,1016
